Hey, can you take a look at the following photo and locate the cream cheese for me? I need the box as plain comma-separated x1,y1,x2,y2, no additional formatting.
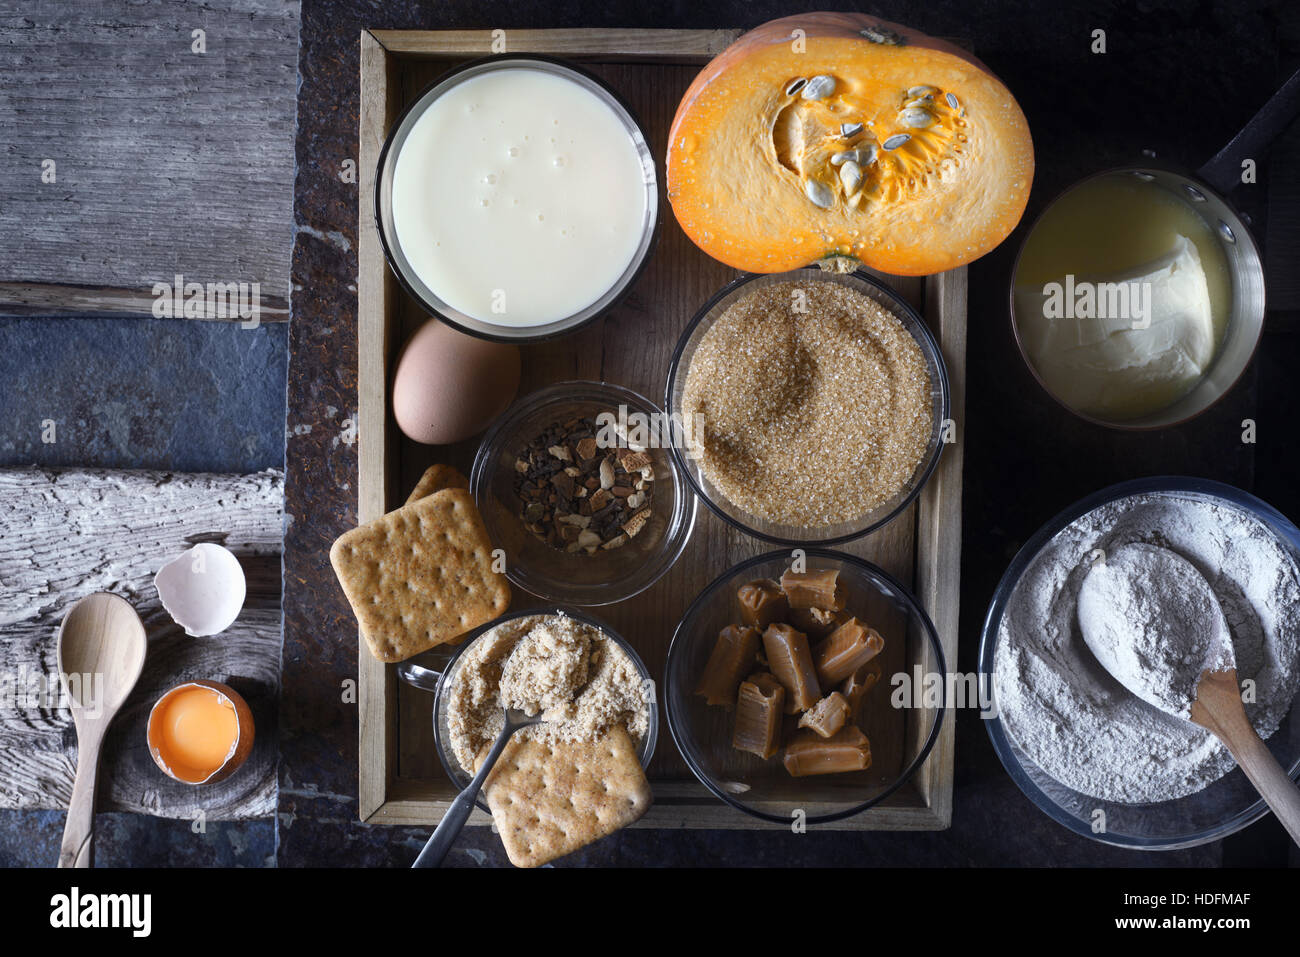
1015,235,1215,418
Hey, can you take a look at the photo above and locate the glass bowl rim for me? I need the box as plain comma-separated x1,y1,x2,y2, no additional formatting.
664,546,949,824
429,605,661,811
664,266,951,547
978,474,1300,849
469,378,698,606
372,52,661,344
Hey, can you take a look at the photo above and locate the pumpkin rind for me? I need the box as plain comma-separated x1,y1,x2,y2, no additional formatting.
667,14,1035,276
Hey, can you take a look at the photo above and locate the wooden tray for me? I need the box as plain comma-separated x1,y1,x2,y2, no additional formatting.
357,28,965,830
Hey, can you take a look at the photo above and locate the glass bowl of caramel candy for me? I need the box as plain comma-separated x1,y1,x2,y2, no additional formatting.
665,549,947,823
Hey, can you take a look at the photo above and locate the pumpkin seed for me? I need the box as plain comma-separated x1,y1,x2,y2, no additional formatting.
860,25,905,46
907,85,937,97
784,77,807,96
804,178,835,209
899,107,934,129
831,144,876,167
945,92,960,110
882,133,911,150
801,75,836,101
840,121,864,138
905,96,933,109
838,160,863,194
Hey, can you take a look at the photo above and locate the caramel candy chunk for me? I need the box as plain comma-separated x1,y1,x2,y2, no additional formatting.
841,661,882,724
797,691,851,738
780,568,846,611
695,624,761,707
737,578,790,630
762,623,821,713
813,618,884,686
782,726,873,777
787,605,846,639
732,673,785,759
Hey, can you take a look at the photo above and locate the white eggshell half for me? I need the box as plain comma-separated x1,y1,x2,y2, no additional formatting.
154,543,247,637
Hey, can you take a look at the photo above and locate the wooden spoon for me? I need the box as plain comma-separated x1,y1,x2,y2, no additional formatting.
55,593,147,868
1080,544,1300,845
1191,669,1300,844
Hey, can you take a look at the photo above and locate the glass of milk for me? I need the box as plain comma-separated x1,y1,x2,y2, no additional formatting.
376,56,659,341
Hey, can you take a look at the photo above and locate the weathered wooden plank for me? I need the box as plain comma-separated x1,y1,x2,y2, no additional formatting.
0,0,299,318
0,468,282,820
0,282,289,322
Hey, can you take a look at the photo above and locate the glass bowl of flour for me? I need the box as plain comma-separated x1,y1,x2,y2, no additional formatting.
980,477,1300,849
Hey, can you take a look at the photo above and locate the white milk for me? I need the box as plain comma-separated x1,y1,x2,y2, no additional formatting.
391,67,649,327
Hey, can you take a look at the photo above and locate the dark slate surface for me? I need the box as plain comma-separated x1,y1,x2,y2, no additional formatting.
0,317,288,473
0,317,286,867
282,0,1300,866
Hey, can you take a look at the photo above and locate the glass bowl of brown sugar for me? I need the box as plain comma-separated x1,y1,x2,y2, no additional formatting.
665,268,950,546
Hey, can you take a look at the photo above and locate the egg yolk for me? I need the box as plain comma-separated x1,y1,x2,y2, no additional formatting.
151,686,239,783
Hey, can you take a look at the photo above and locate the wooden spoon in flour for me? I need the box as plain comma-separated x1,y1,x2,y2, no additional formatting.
1079,543,1300,845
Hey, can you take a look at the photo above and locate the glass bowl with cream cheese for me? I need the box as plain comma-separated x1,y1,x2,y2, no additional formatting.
375,55,659,342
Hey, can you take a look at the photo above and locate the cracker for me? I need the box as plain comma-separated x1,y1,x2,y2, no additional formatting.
480,726,651,868
329,488,510,662
406,463,469,506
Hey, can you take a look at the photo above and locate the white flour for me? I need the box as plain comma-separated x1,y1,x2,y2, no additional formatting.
994,492,1300,804
1077,543,1235,719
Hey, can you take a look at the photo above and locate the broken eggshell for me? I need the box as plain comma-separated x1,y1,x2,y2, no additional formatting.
154,542,246,637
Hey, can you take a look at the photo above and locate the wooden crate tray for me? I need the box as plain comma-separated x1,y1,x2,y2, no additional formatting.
357,28,965,830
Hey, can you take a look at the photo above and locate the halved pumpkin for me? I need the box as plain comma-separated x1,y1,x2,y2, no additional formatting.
667,13,1034,275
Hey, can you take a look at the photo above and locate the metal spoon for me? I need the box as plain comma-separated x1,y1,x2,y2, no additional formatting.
411,707,545,868
55,593,147,868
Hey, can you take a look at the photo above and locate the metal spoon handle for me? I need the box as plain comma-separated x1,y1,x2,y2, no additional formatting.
412,721,516,868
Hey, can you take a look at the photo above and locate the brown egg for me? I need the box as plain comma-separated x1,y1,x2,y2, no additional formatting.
391,320,521,445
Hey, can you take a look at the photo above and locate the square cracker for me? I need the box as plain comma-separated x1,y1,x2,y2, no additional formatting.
406,463,469,506
330,487,510,662
480,726,652,868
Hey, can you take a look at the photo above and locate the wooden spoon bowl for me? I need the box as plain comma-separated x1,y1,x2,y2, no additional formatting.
55,593,148,867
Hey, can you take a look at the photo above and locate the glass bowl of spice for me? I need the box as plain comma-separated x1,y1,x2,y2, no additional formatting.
980,476,1300,849
470,380,697,605
665,267,949,546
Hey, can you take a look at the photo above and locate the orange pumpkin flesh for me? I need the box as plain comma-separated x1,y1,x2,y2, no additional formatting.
667,14,1034,276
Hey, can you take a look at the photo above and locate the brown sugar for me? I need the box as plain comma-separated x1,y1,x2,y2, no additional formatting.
682,280,933,527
